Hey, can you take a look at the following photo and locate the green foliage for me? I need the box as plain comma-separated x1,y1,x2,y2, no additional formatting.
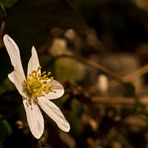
68,100,83,136
0,120,12,143
4,0,87,53
123,82,136,98
0,0,18,8
54,58,86,82
0,3,6,20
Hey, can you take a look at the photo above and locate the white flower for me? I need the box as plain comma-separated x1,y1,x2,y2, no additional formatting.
3,34,70,139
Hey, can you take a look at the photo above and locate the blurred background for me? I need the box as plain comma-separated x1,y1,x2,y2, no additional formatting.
0,0,148,147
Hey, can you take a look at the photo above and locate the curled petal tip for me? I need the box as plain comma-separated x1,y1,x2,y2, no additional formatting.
63,122,70,132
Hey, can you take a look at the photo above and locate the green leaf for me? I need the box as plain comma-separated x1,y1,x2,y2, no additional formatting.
0,4,6,21
54,58,86,82
123,82,136,98
68,100,83,136
0,120,12,143
0,0,18,8
4,0,87,53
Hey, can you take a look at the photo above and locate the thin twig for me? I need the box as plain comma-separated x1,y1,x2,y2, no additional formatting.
92,96,148,106
110,64,148,87
123,64,148,82
55,54,148,87
54,54,125,84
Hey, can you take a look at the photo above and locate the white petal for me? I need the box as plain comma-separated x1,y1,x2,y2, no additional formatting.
3,34,26,97
27,46,40,76
8,71,27,98
23,98,44,139
46,80,64,100
38,97,70,132
3,34,25,80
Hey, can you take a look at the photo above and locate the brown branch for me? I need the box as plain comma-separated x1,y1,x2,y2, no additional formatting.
55,54,148,87
123,64,148,82
92,96,148,106
109,64,148,87
54,54,125,84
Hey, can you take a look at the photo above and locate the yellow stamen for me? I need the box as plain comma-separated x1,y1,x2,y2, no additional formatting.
24,66,54,98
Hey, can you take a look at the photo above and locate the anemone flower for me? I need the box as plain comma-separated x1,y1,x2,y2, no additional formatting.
3,34,70,139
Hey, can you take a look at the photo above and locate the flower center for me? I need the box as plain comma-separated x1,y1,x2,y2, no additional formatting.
24,66,54,98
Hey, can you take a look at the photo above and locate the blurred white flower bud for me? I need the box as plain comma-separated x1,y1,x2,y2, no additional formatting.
97,74,108,93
